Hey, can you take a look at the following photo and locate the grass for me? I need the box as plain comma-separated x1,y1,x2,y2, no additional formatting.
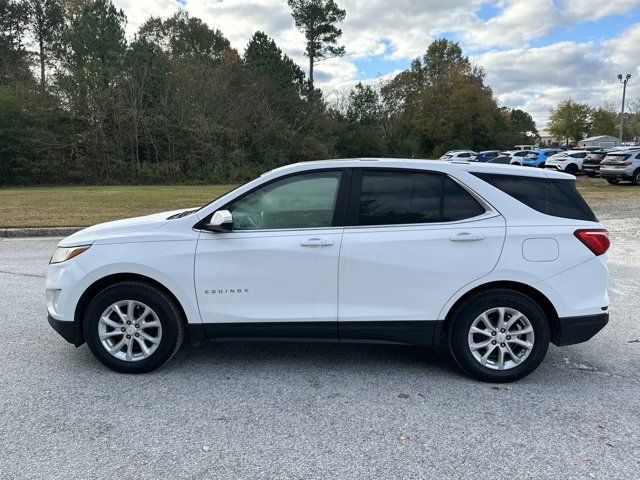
0,185,237,228
0,177,637,228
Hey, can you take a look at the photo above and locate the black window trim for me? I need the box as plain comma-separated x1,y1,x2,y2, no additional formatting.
344,167,495,229
193,167,352,232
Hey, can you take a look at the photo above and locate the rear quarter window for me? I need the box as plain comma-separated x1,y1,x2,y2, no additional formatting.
471,173,597,222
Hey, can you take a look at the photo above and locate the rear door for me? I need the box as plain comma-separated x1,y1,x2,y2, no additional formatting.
337,168,506,344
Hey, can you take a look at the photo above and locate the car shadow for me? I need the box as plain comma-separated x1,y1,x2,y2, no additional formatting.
173,340,461,377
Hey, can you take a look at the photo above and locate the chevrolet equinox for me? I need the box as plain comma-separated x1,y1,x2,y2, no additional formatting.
47,159,610,382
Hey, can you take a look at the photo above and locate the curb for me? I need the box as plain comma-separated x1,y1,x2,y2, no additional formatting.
0,227,84,238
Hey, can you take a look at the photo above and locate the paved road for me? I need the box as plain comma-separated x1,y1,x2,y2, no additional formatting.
1,204,639,479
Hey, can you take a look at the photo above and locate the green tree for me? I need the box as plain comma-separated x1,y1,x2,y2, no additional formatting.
0,0,31,85
287,0,345,96
510,109,537,135
589,106,617,136
55,0,127,176
548,99,590,145
244,31,305,93
380,39,502,156
333,82,385,157
138,11,230,64
26,0,64,86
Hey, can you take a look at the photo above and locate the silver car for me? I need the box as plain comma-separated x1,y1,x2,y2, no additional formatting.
599,149,640,185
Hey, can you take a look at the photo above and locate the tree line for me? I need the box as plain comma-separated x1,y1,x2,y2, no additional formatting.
548,98,640,145
1,0,539,186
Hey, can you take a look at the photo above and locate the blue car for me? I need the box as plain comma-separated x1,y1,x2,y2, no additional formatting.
522,148,562,168
473,150,501,162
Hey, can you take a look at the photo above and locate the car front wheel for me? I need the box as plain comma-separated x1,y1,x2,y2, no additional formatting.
448,289,550,382
83,281,184,373
565,164,579,175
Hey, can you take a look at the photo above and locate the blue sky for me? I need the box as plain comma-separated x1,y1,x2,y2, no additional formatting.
115,0,640,127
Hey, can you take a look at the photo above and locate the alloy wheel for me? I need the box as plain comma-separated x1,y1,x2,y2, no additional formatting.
467,307,535,370
98,300,162,362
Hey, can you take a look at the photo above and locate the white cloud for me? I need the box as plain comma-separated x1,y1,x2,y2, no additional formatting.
561,0,640,21
476,34,640,127
112,0,183,36
466,0,558,48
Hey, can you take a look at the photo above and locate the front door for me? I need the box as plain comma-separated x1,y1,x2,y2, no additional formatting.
195,170,346,341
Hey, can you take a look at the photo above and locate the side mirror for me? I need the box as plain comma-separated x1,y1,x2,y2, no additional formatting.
204,210,233,232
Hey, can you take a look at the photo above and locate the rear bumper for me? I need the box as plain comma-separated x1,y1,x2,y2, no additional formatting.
48,314,83,347
552,313,609,346
600,167,633,179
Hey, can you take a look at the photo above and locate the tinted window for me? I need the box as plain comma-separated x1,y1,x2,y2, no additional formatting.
459,153,471,158
357,170,485,226
570,152,587,158
472,173,597,222
228,171,342,230
443,177,486,221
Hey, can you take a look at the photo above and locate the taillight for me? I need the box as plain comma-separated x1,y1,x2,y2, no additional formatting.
574,229,610,256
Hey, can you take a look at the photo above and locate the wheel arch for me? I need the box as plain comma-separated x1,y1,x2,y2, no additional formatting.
435,281,560,345
74,273,190,345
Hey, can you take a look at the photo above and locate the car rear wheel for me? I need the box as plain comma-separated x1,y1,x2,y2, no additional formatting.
632,169,640,186
448,289,550,382
83,281,184,373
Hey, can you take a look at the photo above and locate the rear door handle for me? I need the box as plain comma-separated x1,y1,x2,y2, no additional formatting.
449,232,485,242
300,238,334,248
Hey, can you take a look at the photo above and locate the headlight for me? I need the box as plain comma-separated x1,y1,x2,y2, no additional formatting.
50,245,91,264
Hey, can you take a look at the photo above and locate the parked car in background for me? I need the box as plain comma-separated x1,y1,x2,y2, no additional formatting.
522,151,548,168
440,150,477,161
599,150,640,185
504,150,538,165
472,150,501,162
513,145,539,151
521,148,565,168
577,146,601,153
582,150,612,177
541,148,564,156
46,158,610,382
545,150,589,174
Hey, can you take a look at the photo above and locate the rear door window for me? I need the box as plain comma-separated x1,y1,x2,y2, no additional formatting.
471,172,597,222
354,170,485,226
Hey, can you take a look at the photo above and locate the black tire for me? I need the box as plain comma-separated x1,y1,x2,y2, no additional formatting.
606,178,620,185
565,164,578,175
448,289,550,383
632,169,640,186
83,281,184,373
585,171,596,177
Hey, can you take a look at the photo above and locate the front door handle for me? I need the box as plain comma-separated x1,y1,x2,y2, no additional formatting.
449,232,485,242
300,238,334,248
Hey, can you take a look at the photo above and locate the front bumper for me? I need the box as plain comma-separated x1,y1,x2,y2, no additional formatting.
552,313,609,346
48,314,83,347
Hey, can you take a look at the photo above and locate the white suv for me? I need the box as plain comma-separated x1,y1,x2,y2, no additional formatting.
439,150,477,161
46,159,610,382
545,150,589,174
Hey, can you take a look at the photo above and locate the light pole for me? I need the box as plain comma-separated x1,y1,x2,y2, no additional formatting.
618,73,631,143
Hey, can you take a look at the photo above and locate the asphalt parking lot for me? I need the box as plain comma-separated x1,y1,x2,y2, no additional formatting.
1,191,639,479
